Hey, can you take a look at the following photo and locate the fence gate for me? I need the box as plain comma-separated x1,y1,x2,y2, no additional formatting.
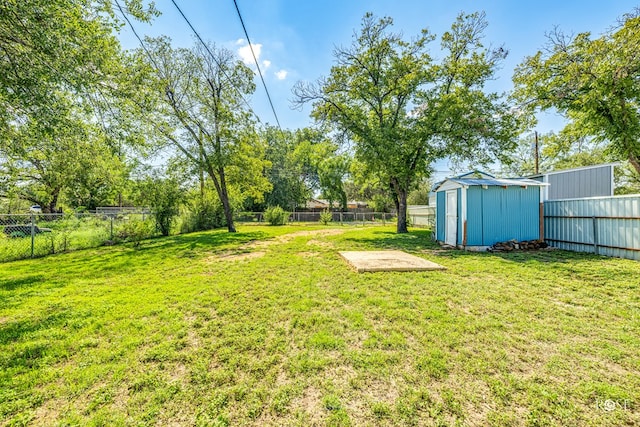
544,195,640,261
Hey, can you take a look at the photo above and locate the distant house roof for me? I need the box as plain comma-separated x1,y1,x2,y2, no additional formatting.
305,198,334,209
347,200,368,208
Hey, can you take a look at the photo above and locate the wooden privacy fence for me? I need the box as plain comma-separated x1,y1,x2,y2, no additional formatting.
544,195,640,261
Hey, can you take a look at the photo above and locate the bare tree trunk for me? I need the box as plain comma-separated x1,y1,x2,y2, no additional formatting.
391,178,408,233
218,167,236,233
46,188,60,214
396,188,408,233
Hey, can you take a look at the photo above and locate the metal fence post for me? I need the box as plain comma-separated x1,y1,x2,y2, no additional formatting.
592,215,599,255
110,217,114,240
30,213,35,258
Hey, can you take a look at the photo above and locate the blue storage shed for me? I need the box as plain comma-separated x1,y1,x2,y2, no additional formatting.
433,171,548,250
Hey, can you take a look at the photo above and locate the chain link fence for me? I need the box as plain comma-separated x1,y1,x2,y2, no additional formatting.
236,211,397,225
0,213,155,262
0,210,408,263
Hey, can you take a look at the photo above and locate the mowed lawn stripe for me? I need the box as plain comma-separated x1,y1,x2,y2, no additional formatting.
0,225,638,426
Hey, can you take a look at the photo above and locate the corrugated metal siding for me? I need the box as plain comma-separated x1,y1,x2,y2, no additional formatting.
466,187,483,245
547,166,612,200
544,195,640,261
436,191,446,241
480,186,540,245
481,187,504,244
519,187,542,241
456,188,462,245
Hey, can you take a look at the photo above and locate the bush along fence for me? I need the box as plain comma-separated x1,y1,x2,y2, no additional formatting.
544,195,640,261
0,213,156,262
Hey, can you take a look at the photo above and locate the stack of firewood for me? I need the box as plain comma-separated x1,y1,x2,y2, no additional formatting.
488,239,548,252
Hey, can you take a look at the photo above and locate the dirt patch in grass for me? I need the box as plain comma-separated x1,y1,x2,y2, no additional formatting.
169,363,188,384
419,248,449,256
209,251,266,262
244,229,345,250
307,239,334,248
297,251,320,258
32,398,64,427
111,384,129,412
282,229,345,239
291,386,324,423
361,377,401,402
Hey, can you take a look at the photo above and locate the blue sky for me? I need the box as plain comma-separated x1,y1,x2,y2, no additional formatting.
118,0,638,178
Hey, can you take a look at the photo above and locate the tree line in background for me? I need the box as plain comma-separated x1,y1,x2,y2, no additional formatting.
1,1,639,233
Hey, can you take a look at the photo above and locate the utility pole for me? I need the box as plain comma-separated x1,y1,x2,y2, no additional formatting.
534,131,540,175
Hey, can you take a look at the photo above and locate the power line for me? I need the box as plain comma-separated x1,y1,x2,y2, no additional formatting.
120,0,299,181
114,0,161,72
232,0,282,130
169,0,259,120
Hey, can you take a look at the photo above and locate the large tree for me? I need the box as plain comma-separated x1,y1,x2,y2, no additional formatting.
0,0,156,132
0,0,157,211
259,126,313,211
141,37,271,232
291,129,351,211
251,126,350,212
513,9,640,175
294,12,518,232
1,117,128,212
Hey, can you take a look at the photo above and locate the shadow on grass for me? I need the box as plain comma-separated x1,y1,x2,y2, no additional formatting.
125,230,271,258
65,230,273,275
342,229,440,252
0,275,45,291
432,246,634,269
0,311,70,345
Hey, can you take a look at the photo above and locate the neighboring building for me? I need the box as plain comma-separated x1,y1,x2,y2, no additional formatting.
304,199,369,210
433,171,548,250
305,199,336,209
528,163,616,201
346,200,369,209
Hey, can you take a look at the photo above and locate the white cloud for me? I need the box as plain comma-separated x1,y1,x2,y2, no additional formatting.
237,43,262,65
275,69,288,80
262,60,271,69
235,38,245,45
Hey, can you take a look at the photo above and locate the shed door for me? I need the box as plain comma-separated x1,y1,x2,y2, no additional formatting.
445,190,457,246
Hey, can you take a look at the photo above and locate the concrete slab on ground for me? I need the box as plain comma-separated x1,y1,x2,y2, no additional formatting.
339,250,446,273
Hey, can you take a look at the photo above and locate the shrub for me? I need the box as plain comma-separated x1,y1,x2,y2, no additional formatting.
180,192,226,233
264,206,288,226
136,176,184,236
319,209,333,225
116,218,154,247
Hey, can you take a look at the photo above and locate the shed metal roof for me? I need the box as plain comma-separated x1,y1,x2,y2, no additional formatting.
433,176,548,192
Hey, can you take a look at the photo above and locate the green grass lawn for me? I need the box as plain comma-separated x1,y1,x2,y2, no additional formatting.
1,225,638,426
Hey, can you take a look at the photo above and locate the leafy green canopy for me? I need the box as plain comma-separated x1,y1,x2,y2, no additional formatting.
139,37,271,232
294,12,519,232
513,9,640,175
0,0,157,211
259,126,349,212
0,0,156,133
